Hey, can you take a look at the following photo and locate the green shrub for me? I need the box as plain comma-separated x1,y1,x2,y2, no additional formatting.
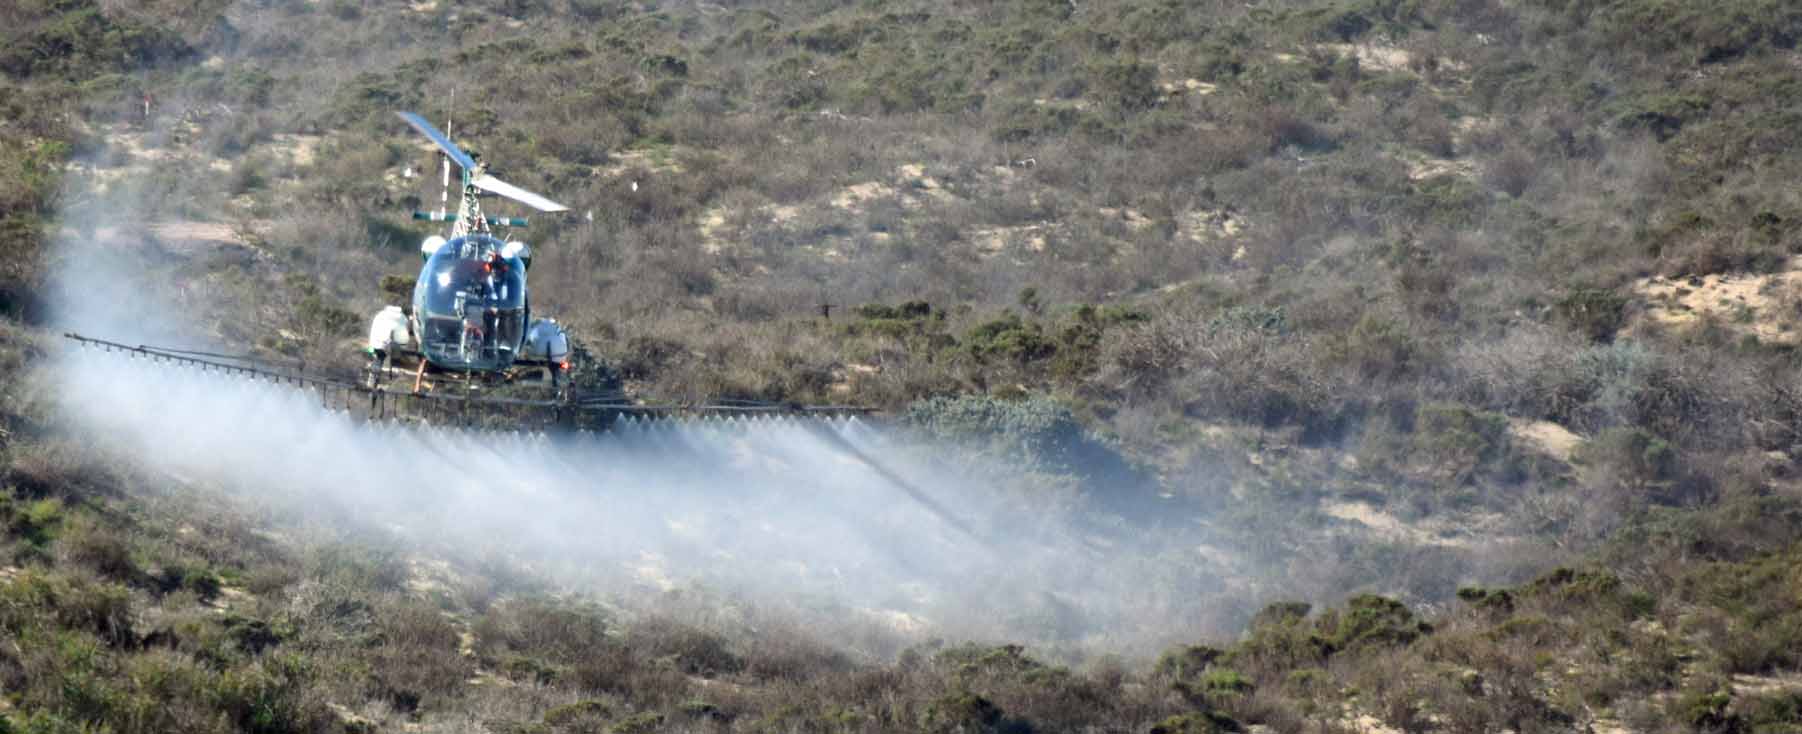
635,618,743,677
474,596,612,665
905,394,1143,489
1595,0,1802,65
0,569,134,645
543,700,612,727
1576,427,1679,493
1409,175,1489,227
1315,595,1430,655
923,691,1005,733
1283,667,1331,694
0,2,195,79
1742,690,1802,730
1555,289,1628,342
212,655,330,734
1613,94,1712,141
1673,687,1738,731
964,312,1056,364
292,292,360,341
1342,313,1417,379
302,544,407,592
676,699,727,722
1520,567,1656,621
1455,586,1515,613
1229,601,1328,673
1155,644,1225,680
153,561,224,600
1201,667,1253,694
59,515,135,580
0,137,66,317
1148,711,1241,734
3,493,64,547
1087,57,1161,115
377,275,415,305
1412,403,1514,487
856,300,934,320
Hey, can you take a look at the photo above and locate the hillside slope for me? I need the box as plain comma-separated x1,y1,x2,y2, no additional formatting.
3,0,1802,731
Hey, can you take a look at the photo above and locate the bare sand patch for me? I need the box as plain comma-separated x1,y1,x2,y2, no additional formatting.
1510,419,1582,462
1630,258,1802,345
1098,206,1154,231
601,147,686,178
1343,712,1404,734
269,133,322,168
971,223,1051,254
831,181,895,211
1160,78,1218,97
1181,209,1243,241
697,209,730,254
1407,155,1477,181
1323,43,1413,73
1321,42,1470,74
1322,499,1475,548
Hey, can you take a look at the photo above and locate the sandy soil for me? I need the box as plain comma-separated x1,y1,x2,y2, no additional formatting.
1629,259,1802,345
1322,499,1477,548
1509,419,1583,462
971,223,1051,254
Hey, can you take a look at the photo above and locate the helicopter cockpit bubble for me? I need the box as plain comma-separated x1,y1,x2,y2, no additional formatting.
414,234,528,371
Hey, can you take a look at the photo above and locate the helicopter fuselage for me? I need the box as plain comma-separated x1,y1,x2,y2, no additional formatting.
366,111,572,391
412,234,529,373
366,233,569,390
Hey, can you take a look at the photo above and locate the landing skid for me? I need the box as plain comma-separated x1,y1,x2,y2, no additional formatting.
363,348,565,395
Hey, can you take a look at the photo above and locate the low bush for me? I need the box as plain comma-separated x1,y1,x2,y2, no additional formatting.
1410,402,1517,489
473,596,612,665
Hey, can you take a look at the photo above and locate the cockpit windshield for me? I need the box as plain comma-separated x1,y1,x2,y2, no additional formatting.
413,235,528,371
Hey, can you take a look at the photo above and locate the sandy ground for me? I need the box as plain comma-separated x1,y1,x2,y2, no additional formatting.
1629,257,1802,345
1509,419,1583,462
1322,499,1477,548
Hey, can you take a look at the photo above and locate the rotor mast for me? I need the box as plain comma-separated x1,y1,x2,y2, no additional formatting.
398,110,568,236
452,160,489,239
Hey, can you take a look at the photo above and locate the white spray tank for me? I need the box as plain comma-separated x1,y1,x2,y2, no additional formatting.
522,318,569,366
368,305,412,353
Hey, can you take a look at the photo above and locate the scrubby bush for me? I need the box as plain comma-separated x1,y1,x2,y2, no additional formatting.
1411,402,1516,488
1576,427,1678,495
963,312,1055,365
1314,594,1431,654
1555,289,1628,342
906,394,1140,489
0,2,194,79
473,596,612,665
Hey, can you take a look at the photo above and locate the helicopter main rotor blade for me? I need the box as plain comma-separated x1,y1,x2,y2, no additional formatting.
472,173,569,213
397,111,476,172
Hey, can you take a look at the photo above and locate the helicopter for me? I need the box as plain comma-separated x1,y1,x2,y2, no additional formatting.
62,112,876,430
365,111,574,392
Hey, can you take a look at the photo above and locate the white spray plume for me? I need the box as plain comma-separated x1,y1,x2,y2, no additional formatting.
50,350,1244,656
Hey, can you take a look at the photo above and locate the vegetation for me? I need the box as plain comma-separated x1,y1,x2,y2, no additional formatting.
3,0,1802,730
